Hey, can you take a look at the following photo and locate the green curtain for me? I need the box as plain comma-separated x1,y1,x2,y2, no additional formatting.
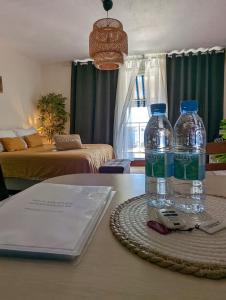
70,61,118,145
167,50,225,141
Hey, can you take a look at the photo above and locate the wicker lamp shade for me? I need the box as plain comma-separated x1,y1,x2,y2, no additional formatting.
89,18,128,70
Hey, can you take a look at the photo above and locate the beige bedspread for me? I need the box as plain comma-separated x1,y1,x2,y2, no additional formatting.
0,144,114,180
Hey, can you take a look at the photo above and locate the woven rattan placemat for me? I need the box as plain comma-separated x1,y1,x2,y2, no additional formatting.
110,194,226,279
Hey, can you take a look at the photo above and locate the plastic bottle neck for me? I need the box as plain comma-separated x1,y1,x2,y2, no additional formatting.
181,110,198,114
152,112,166,116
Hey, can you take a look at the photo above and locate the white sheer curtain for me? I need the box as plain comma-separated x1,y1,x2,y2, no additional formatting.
144,54,168,115
113,54,167,159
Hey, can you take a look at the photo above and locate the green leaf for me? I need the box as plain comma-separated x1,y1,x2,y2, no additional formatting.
37,93,69,141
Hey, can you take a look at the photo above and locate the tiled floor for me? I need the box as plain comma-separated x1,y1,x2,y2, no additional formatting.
130,166,145,174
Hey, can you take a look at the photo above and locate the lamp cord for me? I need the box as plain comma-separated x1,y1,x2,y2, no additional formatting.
107,10,109,27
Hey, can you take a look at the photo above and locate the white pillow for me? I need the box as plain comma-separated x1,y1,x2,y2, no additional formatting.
14,127,37,137
0,130,17,152
54,134,83,151
0,129,17,138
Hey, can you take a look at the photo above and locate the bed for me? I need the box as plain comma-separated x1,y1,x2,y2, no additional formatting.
0,143,114,190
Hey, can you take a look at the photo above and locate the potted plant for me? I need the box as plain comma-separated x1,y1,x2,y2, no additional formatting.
219,119,226,140
212,119,226,163
37,93,68,142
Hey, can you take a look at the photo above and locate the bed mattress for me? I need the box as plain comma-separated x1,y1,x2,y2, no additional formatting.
0,144,114,180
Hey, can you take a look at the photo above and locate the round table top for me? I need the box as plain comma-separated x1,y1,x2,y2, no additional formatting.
0,173,226,300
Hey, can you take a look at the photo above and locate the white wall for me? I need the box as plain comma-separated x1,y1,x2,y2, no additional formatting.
41,62,71,133
224,60,226,118
0,43,42,129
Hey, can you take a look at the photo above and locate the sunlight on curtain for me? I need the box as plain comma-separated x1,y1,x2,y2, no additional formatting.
113,54,167,159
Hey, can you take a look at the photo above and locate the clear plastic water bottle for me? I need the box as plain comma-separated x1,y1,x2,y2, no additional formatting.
173,100,206,213
144,103,173,208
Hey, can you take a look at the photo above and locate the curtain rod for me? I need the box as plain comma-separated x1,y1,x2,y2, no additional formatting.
73,59,93,64
125,53,166,61
73,53,166,63
168,46,225,57
73,46,225,63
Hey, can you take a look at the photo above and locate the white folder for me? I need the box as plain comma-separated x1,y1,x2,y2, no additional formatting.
0,183,113,259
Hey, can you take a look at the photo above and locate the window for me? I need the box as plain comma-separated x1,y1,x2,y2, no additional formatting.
134,74,146,106
126,74,149,159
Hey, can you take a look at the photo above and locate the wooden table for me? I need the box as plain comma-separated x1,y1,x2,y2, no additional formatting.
0,173,226,300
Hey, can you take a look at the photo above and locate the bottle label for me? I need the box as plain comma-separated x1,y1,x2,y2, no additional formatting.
174,153,205,180
145,151,173,178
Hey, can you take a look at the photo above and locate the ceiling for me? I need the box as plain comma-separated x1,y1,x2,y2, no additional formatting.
0,0,226,63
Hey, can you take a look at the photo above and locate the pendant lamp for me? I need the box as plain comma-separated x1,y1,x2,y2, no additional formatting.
89,0,128,70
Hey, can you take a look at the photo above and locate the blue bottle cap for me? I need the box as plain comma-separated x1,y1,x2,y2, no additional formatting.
180,100,198,112
151,103,166,114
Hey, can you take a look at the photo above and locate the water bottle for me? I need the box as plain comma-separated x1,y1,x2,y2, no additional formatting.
173,100,206,213
144,103,173,208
